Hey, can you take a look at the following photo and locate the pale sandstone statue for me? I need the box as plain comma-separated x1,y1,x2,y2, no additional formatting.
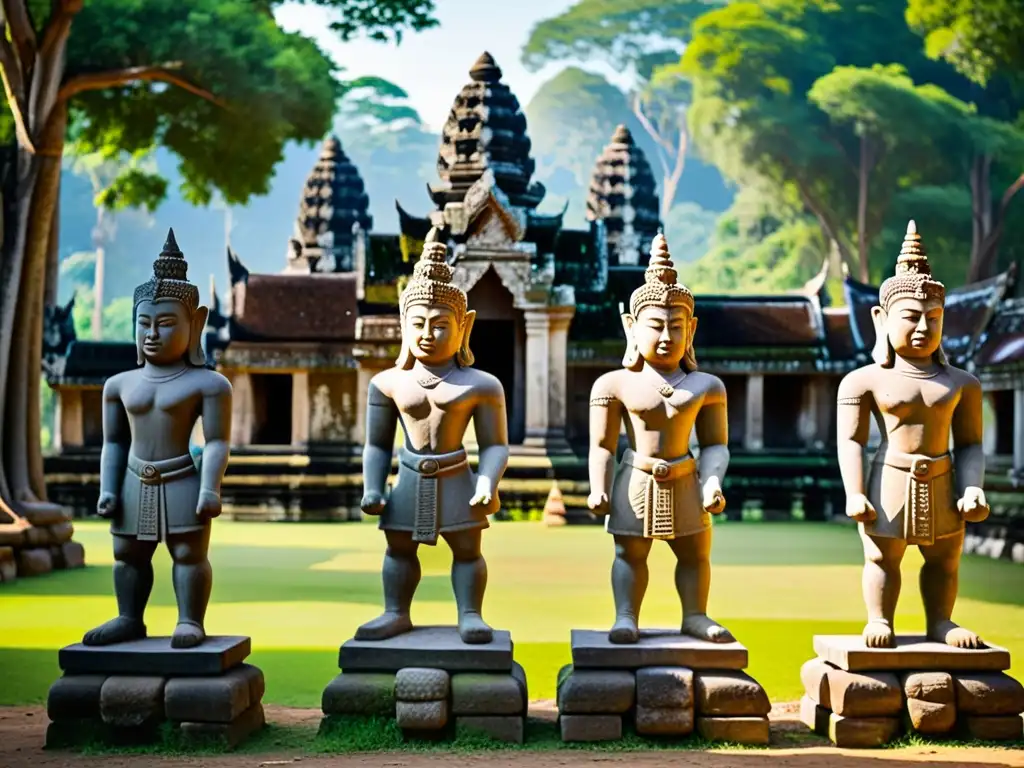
84,229,232,649
357,232,510,645
588,234,732,645
837,220,989,650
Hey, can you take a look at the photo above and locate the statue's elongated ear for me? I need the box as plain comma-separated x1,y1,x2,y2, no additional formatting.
189,306,209,367
620,309,641,371
869,305,889,366
395,310,414,369
457,309,476,367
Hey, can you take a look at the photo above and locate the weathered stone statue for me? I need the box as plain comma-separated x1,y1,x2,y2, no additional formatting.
588,234,731,645
84,229,232,649
837,220,989,650
357,233,510,645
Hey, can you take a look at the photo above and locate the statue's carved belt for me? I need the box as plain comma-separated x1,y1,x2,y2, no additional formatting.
882,450,952,546
127,453,197,542
622,449,697,540
398,447,469,545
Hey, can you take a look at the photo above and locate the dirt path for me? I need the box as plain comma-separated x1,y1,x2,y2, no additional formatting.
3,704,1022,768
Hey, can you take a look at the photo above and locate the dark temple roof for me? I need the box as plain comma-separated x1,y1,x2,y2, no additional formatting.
48,340,138,384
973,297,1024,370
230,273,359,341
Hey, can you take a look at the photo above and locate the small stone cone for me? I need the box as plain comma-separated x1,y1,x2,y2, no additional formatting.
543,482,567,527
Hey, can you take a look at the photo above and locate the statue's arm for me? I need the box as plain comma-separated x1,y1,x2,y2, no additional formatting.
694,378,730,487
471,379,510,494
588,376,622,503
836,371,873,497
951,374,985,495
363,379,399,497
99,376,130,500
200,373,233,498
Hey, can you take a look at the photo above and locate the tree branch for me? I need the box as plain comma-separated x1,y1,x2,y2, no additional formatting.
0,34,36,153
40,0,82,59
631,91,677,156
974,168,1024,279
3,0,36,73
57,64,228,108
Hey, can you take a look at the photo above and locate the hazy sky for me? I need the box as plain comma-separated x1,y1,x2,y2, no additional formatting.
275,0,634,132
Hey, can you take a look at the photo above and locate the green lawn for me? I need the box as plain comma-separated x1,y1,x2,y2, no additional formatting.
2,520,1022,708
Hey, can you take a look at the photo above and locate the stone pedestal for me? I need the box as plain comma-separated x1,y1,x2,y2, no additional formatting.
556,629,770,745
47,636,265,750
322,626,526,744
801,635,1024,748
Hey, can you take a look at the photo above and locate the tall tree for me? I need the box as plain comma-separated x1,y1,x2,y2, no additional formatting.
0,0,436,526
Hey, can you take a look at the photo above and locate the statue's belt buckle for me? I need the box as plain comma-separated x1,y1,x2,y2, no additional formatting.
652,461,671,481
140,464,161,484
419,459,440,476
912,459,930,478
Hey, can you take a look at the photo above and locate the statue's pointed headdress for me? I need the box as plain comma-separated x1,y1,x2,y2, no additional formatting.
628,233,694,317
878,220,945,311
399,228,467,322
133,228,200,313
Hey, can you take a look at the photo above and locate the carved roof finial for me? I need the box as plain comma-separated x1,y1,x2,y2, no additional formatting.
469,51,502,82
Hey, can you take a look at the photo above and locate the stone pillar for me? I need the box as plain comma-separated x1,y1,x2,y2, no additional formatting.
291,371,309,447
229,372,254,446
545,308,576,452
523,309,551,448
54,388,84,452
743,373,764,451
1014,385,1024,475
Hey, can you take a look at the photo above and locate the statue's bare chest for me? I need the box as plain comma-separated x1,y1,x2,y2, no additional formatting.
121,375,201,419
623,384,703,428
391,379,474,423
873,377,960,421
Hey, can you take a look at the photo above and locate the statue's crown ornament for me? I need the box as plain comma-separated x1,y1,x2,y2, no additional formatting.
133,228,200,313
629,234,695,316
879,220,945,311
399,229,468,321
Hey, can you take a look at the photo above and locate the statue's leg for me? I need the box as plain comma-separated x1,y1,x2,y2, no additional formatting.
354,529,419,641
669,529,735,643
921,531,983,648
609,535,653,644
83,534,157,646
168,526,212,649
860,528,907,648
442,527,492,644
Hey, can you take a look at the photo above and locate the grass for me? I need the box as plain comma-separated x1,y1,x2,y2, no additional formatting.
2,519,1022,709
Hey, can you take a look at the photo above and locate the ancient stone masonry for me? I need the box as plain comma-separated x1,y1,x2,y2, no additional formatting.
556,630,771,745
322,627,528,744
801,636,1024,747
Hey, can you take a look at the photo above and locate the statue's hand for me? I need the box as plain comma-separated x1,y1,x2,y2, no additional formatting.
470,478,499,515
702,479,726,515
958,486,990,523
845,493,877,523
96,492,119,519
587,492,609,515
196,490,222,522
360,491,386,515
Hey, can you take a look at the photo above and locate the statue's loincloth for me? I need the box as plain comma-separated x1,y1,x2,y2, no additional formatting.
381,446,485,545
865,449,960,545
607,449,708,539
112,453,203,542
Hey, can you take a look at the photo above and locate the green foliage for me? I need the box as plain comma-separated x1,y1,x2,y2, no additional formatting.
58,251,135,341
273,0,437,43
337,75,423,128
663,201,718,260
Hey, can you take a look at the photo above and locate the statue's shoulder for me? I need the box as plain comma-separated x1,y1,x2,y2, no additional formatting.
591,369,627,401
195,367,231,397
689,370,725,397
369,366,400,398
462,366,505,400
838,363,878,397
103,369,133,396
946,364,981,391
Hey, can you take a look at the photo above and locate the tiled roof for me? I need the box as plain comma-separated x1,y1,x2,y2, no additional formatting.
230,273,358,341
973,298,1024,369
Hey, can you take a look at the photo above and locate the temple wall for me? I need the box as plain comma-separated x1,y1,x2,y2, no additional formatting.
308,371,358,444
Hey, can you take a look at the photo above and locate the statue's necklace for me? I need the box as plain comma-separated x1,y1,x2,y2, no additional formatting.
416,366,455,389
142,367,189,383
651,370,688,398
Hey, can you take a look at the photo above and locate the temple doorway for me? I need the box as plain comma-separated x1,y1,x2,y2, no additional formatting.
251,373,293,445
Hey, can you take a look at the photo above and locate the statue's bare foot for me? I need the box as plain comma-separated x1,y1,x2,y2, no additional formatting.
862,619,895,648
354,611,413,641
609,616,640,644
82,617,146,646
171,621,206,649
929,619,985,649
682,614,735,643
458,612,493,644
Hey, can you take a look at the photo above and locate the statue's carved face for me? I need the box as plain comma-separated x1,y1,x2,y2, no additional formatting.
136,298,192,365
404,304,463,365
632,305,695,369
883,296,944,359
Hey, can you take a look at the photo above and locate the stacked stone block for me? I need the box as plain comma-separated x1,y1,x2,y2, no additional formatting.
0,515,86,583
322,626,527,743
801,635,1024,747
556,629,770,745
46,636,265,749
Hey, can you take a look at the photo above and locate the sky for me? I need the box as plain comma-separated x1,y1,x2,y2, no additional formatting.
275,0,635,132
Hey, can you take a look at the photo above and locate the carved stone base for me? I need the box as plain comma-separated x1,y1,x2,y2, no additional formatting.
802,635,1024,747
322,626,526,743
47,636,265,750
557,629,769,745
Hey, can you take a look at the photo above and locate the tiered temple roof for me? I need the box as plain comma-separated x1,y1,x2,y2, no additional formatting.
585,125,661,267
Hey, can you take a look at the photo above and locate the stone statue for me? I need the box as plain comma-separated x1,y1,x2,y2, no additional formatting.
588,234,732,645
83,229,232,649
357,232,510,645
837,220,989,650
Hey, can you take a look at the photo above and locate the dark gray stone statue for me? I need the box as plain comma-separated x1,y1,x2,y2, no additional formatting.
83,229,232,649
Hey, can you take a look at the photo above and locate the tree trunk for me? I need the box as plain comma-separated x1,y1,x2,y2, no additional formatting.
970,168,1024,282
93,210,106,340
857,133,870,283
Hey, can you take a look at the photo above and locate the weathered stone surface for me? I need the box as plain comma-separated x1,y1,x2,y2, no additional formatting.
960,714,1024,741
828,712,900,748
636,666,693,709
321,672,395,716
60,636,251,676
0,529,25,547
557,669,635,714
697,716,770,745
571,628,746,670
511,660,527,702
17,547,53,577
179,703,265,749
25,526,52,547
814,635,1010,672
827,668,902,717
799,695,830,736
60,541,86,569
902,672,955,734
456,715,524,744
396,699,448,730
100,676,166,727
635,704,694,736
247,663,266,703
50,545,66,569
695,671,770,716
47,675,107,720
954,672,1024,715
801,657,832,704
451,672,524,715
340,626,513,673
560,714,622,742
0,546,15,582
396,667,450,701
49,521,75,544
906,698,956,734
165,664,262,723
45,718,107,748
